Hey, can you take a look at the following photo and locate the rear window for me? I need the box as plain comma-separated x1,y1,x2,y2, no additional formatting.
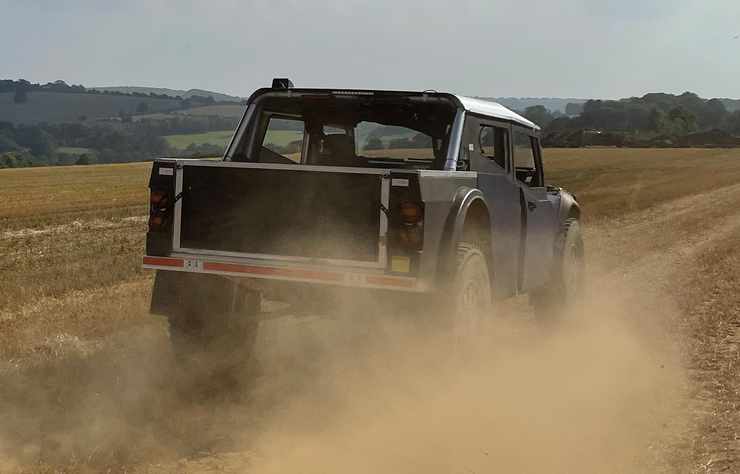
355,122,435,162
262,117,304,163
247,94,456,169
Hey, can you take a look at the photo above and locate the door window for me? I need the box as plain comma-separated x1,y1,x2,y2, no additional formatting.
479,125,507,170
513,131,541,187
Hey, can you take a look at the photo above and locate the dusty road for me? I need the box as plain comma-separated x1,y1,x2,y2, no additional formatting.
0,150,739,472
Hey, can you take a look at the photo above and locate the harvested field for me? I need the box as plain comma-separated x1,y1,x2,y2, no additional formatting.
1,149,739,472
162,130,235,150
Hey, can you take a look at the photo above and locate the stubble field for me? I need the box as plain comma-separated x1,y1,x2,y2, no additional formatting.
1,148,739,473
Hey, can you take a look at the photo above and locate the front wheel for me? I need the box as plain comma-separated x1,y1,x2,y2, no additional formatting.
531,218,585,321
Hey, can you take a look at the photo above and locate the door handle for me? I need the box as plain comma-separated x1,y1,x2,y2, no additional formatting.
527,201,537,212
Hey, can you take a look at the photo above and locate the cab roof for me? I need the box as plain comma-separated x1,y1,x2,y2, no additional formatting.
454,95,539,131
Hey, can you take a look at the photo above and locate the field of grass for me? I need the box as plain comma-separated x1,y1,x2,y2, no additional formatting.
2,148,739,316
173,103,245,117
544,147,740,221
0,163,151,315
56,146,95,156
162,130,235,150
0,91,181,124
2,148,740,471
264,129,303,147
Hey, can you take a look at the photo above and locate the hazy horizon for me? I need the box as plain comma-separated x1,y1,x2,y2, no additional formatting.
3,0,739,99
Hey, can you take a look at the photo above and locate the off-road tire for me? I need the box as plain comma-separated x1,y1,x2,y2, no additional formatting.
442,242,492,347
168,296,260,394
153,271,261,396
531,218,585,321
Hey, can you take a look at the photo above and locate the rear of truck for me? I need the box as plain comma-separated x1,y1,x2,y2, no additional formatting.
143,90,468,387
143,160,432,293
143,89,465,297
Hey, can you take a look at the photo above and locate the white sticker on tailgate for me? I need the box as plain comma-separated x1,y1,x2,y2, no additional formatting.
183,258,203,271
159,167,174,176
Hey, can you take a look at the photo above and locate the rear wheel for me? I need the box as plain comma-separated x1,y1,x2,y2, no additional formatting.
531,218,585,321
440,243,492,349
152,271,261,396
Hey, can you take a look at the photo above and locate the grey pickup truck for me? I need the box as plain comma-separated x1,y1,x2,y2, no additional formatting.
144,79,584,380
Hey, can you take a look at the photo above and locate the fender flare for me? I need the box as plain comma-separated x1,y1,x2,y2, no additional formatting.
436,187,492,284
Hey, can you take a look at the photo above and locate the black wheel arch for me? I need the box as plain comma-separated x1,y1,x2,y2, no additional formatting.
437,187,493,288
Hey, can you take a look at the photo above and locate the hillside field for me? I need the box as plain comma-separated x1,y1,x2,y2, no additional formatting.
163,130,235,150
0,92,181,124
1,148,740,472
173,103,245,118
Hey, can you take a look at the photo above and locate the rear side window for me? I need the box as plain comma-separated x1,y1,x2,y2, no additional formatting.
513,131,541,187
261,117,305,163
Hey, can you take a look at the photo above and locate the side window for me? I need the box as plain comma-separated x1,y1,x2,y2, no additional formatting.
479,125,507,170
260,117,305,163
513,131,541,187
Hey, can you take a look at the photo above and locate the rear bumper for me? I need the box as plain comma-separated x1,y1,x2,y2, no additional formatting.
143,255,424,292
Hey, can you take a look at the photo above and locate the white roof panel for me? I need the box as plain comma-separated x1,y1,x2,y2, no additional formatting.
455,95,540,131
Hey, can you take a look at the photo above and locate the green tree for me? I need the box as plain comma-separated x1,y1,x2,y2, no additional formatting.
667,107,696,135
565,102,584,116
75,154,96,165
523,105,555,127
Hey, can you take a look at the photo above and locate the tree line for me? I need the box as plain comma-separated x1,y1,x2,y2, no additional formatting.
519,92,740,147
0,115,238,168
3,79,228,108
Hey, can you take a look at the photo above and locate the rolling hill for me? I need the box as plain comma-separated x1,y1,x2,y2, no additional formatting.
0,91,181,124
91,86,242,102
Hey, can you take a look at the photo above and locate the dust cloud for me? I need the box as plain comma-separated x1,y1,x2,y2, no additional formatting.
246,277,687,474
0,267,687,473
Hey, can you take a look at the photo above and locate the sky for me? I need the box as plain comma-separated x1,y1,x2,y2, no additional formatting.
2,0,739,99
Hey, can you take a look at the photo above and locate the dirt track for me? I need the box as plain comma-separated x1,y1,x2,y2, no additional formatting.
1,151,739,472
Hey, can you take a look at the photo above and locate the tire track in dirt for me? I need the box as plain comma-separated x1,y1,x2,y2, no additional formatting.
586,182,740,472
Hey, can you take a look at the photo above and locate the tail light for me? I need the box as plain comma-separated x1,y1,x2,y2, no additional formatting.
398,201,424,250
400,202,423,225
149,189,170,231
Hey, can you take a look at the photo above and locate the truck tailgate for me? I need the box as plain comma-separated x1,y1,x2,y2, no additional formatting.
173,161,388,267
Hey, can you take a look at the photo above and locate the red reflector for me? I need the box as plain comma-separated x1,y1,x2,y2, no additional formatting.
203,261,343,282
143,256,183,267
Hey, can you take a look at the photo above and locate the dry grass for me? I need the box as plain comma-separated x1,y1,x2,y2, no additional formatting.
0,163,150,230
0,164,150,314
545,148,740,221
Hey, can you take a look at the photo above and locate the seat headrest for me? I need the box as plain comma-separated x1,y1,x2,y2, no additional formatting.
322,134,355,157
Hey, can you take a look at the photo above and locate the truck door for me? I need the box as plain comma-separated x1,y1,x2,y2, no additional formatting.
513,129,555,291
465,116,521,298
